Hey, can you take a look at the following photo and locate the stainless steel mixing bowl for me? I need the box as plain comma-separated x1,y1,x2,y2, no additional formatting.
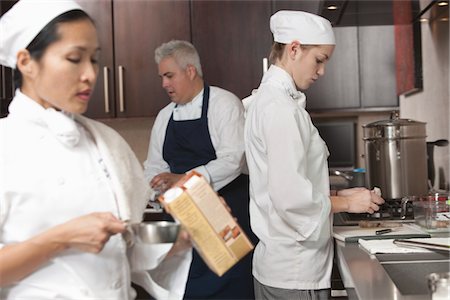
130,221,180,244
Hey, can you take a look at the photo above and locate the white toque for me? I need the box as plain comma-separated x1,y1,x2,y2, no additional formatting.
270,10,335,45
0,0,83,68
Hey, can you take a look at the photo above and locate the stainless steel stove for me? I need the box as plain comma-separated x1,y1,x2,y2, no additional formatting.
335,198,415,225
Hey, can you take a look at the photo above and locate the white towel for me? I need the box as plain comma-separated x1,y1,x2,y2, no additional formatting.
76,115,150,222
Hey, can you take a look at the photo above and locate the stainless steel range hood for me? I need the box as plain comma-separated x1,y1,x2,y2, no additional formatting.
317,0,447,26
415,0,449,23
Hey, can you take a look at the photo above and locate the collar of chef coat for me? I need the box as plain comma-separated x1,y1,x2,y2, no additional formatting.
173,88,204,121
261,65,306,108
8,90,80,147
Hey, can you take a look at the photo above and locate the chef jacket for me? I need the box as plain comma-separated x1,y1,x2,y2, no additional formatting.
144,86,245,191
0,91,191,299
244,65,333,290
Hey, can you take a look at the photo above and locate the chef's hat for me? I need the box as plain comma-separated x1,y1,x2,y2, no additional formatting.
0,0,83,68
270,10,335,45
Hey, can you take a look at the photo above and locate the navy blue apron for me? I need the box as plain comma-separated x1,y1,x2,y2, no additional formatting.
163,85,257,299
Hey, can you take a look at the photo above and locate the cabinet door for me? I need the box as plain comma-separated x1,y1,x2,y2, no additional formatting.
358,25,398,108
78,0,116,118
306,27,360,111
114,0,190,117
191,0,272,99
0,0,17,118
272,0,321,14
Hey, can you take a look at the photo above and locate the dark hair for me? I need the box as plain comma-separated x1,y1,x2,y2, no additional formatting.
14,10,93,88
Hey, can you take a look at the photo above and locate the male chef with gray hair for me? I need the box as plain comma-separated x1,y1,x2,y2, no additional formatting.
144,40,257,299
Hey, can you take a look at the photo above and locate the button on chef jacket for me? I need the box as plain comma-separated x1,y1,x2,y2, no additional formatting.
0,91,190,299
244,65,333,290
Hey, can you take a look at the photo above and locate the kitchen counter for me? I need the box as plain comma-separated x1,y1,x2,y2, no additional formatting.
334,232,450,300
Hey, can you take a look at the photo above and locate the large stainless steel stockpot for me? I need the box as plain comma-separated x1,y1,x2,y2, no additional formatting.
363,118,428,199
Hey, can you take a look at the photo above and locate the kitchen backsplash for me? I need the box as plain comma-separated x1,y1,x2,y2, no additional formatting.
400,15,449,191
100,117,155,164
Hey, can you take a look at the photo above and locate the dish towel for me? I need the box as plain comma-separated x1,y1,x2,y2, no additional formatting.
76,114,150,222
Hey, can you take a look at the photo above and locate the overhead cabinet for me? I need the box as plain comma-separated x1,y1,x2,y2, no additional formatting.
358,25,397,108
2,0,402,118
0,0,17,118
306,27,360,111
191,0,273,100
306,25,398,111
80,0,190,118
0,57,14,118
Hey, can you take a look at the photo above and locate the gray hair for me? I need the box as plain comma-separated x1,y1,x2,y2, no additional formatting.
154,40,203,77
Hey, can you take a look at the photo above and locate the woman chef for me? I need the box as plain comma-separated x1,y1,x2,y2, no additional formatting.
244,11,385,299
0,1,191,299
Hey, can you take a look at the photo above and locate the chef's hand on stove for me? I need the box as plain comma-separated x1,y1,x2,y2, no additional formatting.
339,188,385,214
337,187,367,196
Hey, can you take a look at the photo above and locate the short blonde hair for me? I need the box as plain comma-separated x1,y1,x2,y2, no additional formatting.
154,40,203,77
269,42,317,64
269,42,285,65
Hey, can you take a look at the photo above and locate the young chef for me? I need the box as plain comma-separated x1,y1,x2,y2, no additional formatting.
0,1,191,299
144,40,256,299
244,11,385,299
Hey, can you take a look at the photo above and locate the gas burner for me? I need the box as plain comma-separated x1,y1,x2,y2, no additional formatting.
343,198,414,223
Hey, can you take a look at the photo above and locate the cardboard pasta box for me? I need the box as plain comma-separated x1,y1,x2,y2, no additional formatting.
159,171,254,276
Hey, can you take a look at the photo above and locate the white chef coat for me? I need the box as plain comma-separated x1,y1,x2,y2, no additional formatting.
244,65,333,290
0,91,191,299
144,86,245,191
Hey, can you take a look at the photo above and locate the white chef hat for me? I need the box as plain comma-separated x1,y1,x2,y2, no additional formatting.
270,10,335,45
0,0,83,68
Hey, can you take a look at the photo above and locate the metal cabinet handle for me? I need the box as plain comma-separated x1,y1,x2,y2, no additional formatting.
103,67,110,113
262,58,268,73
1,66,5,99
11,69,15,97
118,65,125,113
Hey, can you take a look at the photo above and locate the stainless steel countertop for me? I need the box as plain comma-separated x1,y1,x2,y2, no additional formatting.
334,238,449,300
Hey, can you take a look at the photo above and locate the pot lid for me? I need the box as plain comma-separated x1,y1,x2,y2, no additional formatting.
363,118,427,140
364,118,426,127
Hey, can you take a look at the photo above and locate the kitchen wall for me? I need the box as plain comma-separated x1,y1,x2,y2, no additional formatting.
100,118,155,164
399,15,449,191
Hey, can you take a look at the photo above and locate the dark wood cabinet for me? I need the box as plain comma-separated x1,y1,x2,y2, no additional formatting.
0,0,17,118
80,0,191,118
272,0,321,14
113,0,190,117
191,0,273,99
3,0,400,118
0,56,14,118
77,0,115,118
